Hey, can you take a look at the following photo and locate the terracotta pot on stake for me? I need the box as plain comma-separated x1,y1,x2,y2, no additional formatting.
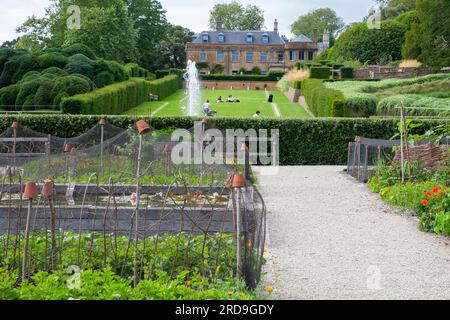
232,174,245,278
22,181,38,282
99,118,106,174
133,120,151,287
42,180,57,269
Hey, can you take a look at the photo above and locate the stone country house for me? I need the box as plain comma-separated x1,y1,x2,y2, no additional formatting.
186,20,330,75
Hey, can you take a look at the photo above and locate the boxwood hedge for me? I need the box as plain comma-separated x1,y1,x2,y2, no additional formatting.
1,115,447,165
302,79,346,117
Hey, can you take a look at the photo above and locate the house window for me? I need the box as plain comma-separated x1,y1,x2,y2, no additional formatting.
308,51,314,61
246,52,254,62
218,33,225,43
217,51,225,62
246,33,253,43
262,34,269,44
232,51,239,62
289,50,295,61
200,52,207,62
260,52,268,62
277,52,284,62
202,34,209,42
299,51,305,61
260,70,268,75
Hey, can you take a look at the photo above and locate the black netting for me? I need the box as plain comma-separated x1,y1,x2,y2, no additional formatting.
0,120,267,289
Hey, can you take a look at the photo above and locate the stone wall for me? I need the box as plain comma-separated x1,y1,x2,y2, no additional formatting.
183,80,278,91
353,67,435,80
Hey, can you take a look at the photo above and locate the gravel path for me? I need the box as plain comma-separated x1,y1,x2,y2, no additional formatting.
257,166,450,300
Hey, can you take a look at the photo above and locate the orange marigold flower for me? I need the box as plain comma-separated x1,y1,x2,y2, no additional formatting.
265,285,273,293
216,265,220,273
186,280,191,287
245,242,253,249
227,291,233,296
432,186,441,193
425,191,432,197
420,199,428,206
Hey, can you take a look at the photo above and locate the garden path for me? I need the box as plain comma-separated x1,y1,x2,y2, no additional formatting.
257,166,450,299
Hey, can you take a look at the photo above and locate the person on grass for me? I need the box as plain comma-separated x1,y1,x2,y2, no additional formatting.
203,100,217,116
253,110,261,118
217,96,223,103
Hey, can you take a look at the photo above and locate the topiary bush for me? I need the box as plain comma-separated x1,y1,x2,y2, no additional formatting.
340,67,354,79
37,53,68,70
310,67,331,79
62,44,97,60
301,79,346,117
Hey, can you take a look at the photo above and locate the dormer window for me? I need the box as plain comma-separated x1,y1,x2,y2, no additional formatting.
202,33,209,43
246,33,253,43
218,33,225,43
262,33,269,44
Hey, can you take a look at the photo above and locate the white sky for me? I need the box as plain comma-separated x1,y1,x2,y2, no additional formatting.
0,0,377,43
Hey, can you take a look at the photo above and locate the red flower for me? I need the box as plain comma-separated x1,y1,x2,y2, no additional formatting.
420,199,428,206
432,186,441,194
425,191,432,198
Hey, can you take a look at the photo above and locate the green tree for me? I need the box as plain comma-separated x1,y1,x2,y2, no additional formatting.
125,0,169,69
402,0,450,68
209,2,265,30
153,25,194,69
63,1,137,63
331,20,408,64
291,8,345,44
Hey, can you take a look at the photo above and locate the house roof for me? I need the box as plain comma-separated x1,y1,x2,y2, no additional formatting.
191,31,285,45
290,34,313,43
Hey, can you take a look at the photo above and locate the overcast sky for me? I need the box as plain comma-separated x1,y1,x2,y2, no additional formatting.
0,0,377,43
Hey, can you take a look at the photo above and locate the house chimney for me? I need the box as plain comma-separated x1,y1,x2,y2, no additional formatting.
312,28,318,43
216,20,223,31
274,19,279,33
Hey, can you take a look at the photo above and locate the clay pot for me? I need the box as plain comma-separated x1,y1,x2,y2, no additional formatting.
42,180,56,198
99,118,106,126
24,182,39,200
136,120,151,135
64,144,72,153
232,174,245,188
11,121,18,129
202,117,208,125
164,144,173,154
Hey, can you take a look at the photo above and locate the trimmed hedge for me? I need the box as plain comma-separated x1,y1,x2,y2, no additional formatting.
292,81,302,90
310,67,331,79
340,67,354,79
201,71,284,82
302,79,346,117
61,74,181,114
155,70,170,79
0,115,447,165
61,78,151,114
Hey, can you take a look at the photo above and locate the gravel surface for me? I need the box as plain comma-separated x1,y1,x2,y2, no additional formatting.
256,166,450,300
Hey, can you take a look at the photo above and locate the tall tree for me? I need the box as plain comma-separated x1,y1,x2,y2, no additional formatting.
153,25,194,69
209,2,265,30
291,8,345,44
402,0,450,68
125,0,169,69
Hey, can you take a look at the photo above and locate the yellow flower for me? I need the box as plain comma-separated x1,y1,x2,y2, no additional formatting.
263,248,268,253
245,242,253,249
186,280,191,287
216,265,220,273
227,291,233,296
240,292,246,297
265,285,273,294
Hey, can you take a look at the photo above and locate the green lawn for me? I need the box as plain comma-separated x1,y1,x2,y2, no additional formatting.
124,89,310,118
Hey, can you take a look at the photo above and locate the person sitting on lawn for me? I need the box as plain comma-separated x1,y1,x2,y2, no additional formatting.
253,110,261,118
203,100,217,116
227,95,235,102
217,96,223,103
